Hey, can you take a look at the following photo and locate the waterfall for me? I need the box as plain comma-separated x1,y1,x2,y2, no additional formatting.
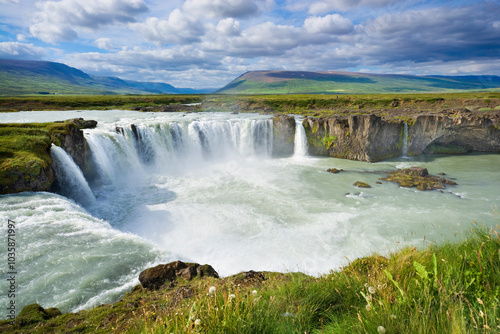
86,118,274,184
402,122,409,158
50,145,96,206
293,117,308,158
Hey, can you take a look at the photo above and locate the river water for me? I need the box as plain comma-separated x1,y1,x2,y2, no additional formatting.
1,110,499,315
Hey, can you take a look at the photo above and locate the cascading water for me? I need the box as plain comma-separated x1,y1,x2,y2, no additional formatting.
50,144,96,206
402,122,409,158
293,117,308,158
87,118,274,182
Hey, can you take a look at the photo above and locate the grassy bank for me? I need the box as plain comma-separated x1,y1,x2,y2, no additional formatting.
1,92,499,117
1,223,498,333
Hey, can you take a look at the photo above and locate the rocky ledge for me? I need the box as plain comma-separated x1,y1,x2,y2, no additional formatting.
0,118,97,195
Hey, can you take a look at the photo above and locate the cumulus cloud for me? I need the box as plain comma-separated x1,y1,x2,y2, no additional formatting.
131,9,205,45
95,38,113,50
354,5,500,63
182,0,273,19
304,14,353,34
0,42,48,59
309,0,401,14
30,0,148,43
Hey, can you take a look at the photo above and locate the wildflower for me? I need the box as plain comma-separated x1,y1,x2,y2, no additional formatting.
208,286,216,295
390,314,396,320
368,286,376,294
194,319,201,326
377,326,386,333
365,304,372,311
479,310,484,318
229,294,236,300
252,290,258,296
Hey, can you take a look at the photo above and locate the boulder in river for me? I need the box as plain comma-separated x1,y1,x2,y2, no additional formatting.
380,167,457,191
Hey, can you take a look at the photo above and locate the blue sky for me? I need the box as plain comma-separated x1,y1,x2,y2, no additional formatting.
0,0,499,88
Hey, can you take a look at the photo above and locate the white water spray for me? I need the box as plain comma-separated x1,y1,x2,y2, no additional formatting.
50,145,96,206
293,117,308,158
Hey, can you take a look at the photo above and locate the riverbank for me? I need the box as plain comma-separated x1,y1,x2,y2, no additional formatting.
1,224,498,333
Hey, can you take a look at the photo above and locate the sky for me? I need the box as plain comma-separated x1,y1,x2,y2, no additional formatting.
0,0,499,89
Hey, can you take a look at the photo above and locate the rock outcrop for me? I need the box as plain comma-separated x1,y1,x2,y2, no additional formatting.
303,115,403,162
408,114,500,155
272,114,295,156
0,119,97,195
302,113,500,162
139,261,219,290
380,167,457,191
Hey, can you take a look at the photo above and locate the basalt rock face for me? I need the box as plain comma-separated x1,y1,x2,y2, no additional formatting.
302,113,500,162
303,115,403,162
52,118,97,172
272,114,295,156
408,115,500,155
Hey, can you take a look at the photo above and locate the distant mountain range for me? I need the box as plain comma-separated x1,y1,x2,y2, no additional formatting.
216,70,500,94
0,59,213,96
1,59,500,96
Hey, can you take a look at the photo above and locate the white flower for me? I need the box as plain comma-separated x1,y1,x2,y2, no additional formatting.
194,319,201,326
229,293,236,300
252,290,258,296
390,314,396,320
365,304,371,311
377,326,386,333
208,286,216,295
368,286,376,294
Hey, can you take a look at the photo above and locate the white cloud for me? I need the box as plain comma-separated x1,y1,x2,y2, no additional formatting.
182,0,273,19
0,0,18,3
309,0,401,13
304,14,353,34
0,42,48,59
216,18,241,36
16,34,27,41
30,0,148,43
130,9,205,45
95,38,113,50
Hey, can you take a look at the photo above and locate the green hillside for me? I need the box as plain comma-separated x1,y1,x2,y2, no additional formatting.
217,71,500,94
0,59,210,96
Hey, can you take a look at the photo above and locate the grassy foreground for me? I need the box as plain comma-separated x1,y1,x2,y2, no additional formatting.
2,223,499,333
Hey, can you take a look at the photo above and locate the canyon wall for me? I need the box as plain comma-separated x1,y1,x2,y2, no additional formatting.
302,113,500,162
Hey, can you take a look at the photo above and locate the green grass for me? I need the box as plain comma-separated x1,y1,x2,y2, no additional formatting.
1,92,499,117
0,122,77,193
2,223,498,333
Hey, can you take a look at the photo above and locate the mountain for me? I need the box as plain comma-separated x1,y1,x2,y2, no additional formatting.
0,59,212,96
216,70,500,94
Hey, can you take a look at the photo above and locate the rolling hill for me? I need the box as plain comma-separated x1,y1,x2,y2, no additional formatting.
0,59,212,96
216,70,500,94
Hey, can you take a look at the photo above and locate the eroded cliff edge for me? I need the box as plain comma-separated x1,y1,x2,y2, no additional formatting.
0,118,96,194
301,111,500,162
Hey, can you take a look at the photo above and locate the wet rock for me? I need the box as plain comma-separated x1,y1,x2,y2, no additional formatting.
380,167,457,191
139,261,219,290
354,181,371,188
327,168,343,174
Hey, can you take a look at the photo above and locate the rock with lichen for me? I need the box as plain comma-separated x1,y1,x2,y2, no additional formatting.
380,167,457,191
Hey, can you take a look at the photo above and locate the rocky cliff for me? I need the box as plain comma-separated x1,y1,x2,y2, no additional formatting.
303,115,403,162
0,118,96,194
272,114,295,156
409,114,500,155
301,112,500,162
